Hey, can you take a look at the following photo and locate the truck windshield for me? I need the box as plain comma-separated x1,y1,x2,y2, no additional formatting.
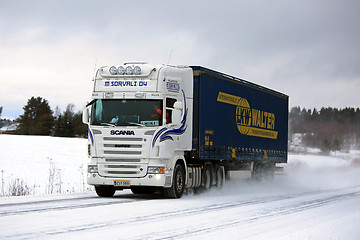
91,99,163,127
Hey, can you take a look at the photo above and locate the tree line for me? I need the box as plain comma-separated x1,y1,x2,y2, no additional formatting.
289,106,360,152
3,98,360,149
14,96,87,137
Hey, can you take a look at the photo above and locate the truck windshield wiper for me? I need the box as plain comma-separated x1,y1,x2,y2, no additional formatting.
100,123,117,127
126,122,145,127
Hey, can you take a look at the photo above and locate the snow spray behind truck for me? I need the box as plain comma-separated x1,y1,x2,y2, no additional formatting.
83,63,288,198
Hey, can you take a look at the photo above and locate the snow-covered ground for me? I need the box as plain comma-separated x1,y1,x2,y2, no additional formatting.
0,135,88,195
0,135,360,239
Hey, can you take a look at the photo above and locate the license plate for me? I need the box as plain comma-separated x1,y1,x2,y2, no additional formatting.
114,180,130,187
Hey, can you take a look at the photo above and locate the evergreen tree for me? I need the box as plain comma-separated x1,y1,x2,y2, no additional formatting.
16,97,54,135
73,111,88,137
332,137,341,153
320,138,331,154
54,114,65,136
63,104,75,137
53,104,87,137
54,104,74,137
0,106,3,128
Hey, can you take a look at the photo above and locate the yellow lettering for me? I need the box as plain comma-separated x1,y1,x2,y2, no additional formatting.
261,112,267,128
271,114,275,129
248,127,278,139
217,92,241,105
252,109,257,126
257,110,261,127
240,108,251,125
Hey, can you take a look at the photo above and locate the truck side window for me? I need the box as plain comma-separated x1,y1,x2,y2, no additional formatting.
166,98,177,124
91,99,103,124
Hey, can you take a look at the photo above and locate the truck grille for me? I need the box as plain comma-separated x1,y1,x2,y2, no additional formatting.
98,136,147,178
106,164,140,175
102,137,143,156
105,158,141,163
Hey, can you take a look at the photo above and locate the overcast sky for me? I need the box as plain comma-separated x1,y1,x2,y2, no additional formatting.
0,0,359,119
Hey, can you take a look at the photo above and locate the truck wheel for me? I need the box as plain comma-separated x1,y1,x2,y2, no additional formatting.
164,164,185,198
202,164,213,190
95,186,115,197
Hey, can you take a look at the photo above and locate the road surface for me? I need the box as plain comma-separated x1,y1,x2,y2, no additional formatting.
1,174,360,240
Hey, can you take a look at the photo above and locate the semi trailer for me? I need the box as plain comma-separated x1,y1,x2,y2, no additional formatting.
83,63,288,198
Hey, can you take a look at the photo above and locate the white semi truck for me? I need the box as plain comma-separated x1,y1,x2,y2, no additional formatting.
83,63,288,198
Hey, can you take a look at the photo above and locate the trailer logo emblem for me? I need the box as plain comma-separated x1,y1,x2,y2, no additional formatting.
236,98,252,135
217,92,278,139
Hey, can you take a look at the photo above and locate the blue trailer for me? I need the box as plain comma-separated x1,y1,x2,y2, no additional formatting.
186,66,288,183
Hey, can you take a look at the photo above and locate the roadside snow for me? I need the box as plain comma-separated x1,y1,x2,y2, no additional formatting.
0,135,88,195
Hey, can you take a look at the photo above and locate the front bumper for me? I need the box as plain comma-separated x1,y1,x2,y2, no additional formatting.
87,172,170,187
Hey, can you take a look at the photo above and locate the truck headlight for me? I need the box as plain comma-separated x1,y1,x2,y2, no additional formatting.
134,66,141,75
148,166,165,174
109,66,117,75
88,165,98,173
118,66,125,75
125,66,133,75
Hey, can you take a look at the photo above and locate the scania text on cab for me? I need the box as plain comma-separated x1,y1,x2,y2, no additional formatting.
83,63,288,198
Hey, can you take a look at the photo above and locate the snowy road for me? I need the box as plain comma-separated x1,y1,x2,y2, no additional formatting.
1,179,360,239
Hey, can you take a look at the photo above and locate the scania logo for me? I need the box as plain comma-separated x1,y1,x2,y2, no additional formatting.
110,130,135,135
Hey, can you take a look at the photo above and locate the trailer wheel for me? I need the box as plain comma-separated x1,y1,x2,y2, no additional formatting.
215,165,224,188
252,163,264,181
95,186,115,197
202,164,213,190
164,164,185,198
252,163,275,181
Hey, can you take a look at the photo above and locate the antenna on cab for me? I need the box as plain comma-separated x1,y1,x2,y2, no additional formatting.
167,49,174,65
92,59,97,81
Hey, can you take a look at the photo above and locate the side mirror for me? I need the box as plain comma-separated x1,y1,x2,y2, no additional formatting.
82,107,89,124
171,101,183,125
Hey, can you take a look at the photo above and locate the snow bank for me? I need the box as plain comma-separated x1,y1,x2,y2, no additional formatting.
284,153,360,191
0,135,88,195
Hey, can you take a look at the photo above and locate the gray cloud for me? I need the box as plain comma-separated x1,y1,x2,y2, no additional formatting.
0,0,359,118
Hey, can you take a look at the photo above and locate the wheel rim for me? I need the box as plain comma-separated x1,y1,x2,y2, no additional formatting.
175,170,184,193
